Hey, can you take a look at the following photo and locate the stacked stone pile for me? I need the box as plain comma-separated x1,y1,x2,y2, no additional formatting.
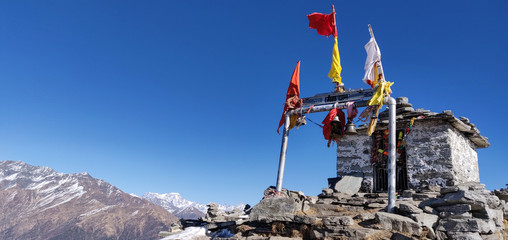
165,183,507,239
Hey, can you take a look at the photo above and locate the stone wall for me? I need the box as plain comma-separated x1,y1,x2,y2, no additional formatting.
405,120,454,189
337,134,373,191
449,126,480,184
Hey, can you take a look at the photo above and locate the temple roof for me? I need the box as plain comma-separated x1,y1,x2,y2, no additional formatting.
356,97,490,149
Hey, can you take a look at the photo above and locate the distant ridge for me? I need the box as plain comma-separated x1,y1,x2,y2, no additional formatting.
143,192,245,219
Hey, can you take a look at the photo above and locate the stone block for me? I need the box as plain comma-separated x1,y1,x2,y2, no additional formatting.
439,211,472,219
410,213,438,229
323,216,355,226
333,173,363,195
402,190,415,198
436,204,472,213
399,203,423,214
353,212,375,221
446,231,483,240
437,218,497,234
375,212,422,236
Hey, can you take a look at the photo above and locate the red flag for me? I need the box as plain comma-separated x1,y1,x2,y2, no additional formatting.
307,11,337,38
277,61,301,134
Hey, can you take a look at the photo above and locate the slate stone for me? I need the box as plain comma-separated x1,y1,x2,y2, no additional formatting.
249,196,299,222
446,231,483,240
410,213,438,229
439,211,472,219
375,212,422,236
437,218,497,234
333,173,363,195
436,204,472,213
399,203,423,214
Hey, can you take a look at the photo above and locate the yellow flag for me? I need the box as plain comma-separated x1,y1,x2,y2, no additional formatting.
328,37,342,84
368,81,394,106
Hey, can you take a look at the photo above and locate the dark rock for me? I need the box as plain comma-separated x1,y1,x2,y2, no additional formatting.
436,204,472,213
402,190,415,198
391,232,417,240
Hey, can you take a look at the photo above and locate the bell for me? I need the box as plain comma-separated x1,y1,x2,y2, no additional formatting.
344,121,358,135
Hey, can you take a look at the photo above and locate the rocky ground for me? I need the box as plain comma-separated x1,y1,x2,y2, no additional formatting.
163,182,508,240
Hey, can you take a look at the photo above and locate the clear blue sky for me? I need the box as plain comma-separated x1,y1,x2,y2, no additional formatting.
0,1,506,206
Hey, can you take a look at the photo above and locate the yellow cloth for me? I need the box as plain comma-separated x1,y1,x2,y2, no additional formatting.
328,37,342,84
289,115,298,130
368,81,393,106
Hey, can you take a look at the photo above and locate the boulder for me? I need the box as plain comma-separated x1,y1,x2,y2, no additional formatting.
375,212,422,236
249,196,300,222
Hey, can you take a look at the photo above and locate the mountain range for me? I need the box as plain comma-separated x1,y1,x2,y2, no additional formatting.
142,192,245,220
0,161,178,240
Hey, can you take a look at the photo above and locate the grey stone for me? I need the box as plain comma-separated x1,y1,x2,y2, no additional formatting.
375,212,422,236
436,204,472,213
323,216,355,226
399,203,424,214
446,231,483,240
367,202,387,208
321,188,333,196
396,97,409,104
402,190,415,198
439,211,473,219
410,213,438,229
354,212,375,221
249,196,299,222
437,218,497,234
423,206,437,215
333,173,363,195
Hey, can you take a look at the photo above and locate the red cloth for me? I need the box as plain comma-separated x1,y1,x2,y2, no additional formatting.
277,61,301,134
307,12,337,38
322,108,345,140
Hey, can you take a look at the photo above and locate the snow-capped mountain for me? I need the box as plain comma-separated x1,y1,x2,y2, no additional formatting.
143,192,245,219
0,160,178,240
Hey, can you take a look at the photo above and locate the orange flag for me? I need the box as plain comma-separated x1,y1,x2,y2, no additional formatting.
277,61,301,134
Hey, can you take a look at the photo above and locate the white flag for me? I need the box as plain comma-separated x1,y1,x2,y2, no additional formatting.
363,36,382,88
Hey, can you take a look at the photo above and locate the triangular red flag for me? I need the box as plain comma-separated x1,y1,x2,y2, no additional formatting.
277,61,301,134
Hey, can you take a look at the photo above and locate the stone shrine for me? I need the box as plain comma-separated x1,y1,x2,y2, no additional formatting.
337,97,490,192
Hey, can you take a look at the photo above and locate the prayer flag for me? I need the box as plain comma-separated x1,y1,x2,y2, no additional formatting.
328,37,342,84
307,12,337,38
277,61,301,134
363,35,383,88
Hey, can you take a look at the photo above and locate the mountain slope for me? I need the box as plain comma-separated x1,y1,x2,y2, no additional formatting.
0,160,178,240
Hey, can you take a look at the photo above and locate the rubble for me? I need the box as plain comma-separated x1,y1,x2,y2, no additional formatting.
168,182,507,239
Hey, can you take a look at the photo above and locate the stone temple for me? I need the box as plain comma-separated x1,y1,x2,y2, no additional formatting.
337,97,490,193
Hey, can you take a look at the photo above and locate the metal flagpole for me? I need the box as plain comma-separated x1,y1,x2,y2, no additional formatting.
385,96,396,212
276,113,291,192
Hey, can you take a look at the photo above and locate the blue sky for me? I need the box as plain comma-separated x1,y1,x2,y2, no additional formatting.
0,1,507,206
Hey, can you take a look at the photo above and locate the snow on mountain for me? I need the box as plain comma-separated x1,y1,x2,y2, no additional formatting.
142,192,245,219
0,160,178,239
